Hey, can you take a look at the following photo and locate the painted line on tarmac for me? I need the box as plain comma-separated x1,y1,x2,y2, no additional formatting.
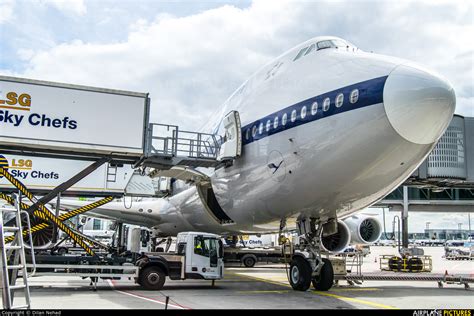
107,280,190,310
236,290,290,294
229,272,395,309
311,291,395,309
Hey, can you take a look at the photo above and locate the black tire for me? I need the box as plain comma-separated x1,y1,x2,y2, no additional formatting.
139,266,166,290
242,255,257,268
311,258,334,291
57,247,68,255
289,256,312,291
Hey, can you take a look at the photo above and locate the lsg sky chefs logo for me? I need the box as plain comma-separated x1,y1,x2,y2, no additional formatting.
0,154,59,180
0,91,78,129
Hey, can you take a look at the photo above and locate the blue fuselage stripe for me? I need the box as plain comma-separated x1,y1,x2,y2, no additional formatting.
241,76,388,145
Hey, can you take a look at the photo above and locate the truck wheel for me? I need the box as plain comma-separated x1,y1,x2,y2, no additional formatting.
140,266,166,290
312,258,334,291
289,256,312,291
242,255,257,268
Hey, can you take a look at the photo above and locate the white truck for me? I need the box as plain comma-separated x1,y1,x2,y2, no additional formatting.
136,232,224,290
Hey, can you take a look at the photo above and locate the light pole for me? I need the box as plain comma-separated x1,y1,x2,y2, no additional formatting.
426,222,431,239
458,223,463,240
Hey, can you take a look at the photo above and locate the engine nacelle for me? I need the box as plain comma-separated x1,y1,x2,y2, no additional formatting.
343,215,382,244
321,220,351,253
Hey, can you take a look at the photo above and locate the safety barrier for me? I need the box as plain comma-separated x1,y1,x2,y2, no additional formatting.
0,167,97,256
1,194,113,246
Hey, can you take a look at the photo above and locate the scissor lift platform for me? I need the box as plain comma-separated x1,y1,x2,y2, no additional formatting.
335,271,473,290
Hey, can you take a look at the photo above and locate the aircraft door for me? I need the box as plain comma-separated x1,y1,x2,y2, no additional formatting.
217,111,242,162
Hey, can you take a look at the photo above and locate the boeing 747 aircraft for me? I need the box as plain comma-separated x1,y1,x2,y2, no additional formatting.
61,36,456,291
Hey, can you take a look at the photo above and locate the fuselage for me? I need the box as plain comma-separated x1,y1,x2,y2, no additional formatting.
73,36,456,237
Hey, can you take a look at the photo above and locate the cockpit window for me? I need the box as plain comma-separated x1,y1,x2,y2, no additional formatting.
317,40,334,50
331,39,348,48
293,46,309,61
304,44,316,56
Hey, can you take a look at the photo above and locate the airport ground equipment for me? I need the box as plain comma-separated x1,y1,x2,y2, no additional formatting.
0,195,36,310
223,246,287,267
136,232,224,290
1,194,113,245
0,167,107,255
23,231,224,292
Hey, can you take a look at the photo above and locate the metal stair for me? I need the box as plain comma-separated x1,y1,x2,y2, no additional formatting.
1,193,36,310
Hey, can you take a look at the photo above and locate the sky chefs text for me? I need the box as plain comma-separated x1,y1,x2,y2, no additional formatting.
0,110,77,129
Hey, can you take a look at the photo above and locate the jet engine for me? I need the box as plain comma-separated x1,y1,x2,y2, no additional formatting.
321,220,351,253
343,215,382,244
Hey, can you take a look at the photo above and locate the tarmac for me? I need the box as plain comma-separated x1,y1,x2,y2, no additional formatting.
3,246,473,310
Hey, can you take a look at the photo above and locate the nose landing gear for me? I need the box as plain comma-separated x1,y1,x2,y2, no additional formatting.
288,217,335,291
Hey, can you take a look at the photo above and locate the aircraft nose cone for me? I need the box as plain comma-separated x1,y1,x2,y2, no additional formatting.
383,64,456,144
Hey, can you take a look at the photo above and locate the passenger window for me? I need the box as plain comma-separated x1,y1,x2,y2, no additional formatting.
252,126,257,137
266,120,271,132
323,98,331,111
274,116,279,129
293,47,309,61
246,129,250,140
311,101,318,115
335,93,344,108
301,106,307,119
291,110,297,122
282,113,288,126
350,89,359,104
259,122,264,134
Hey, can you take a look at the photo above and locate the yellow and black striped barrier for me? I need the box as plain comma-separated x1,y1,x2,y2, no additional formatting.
1,194,113,245
0,166,97,256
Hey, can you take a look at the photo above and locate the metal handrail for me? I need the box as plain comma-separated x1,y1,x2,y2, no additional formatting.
146,123,222,160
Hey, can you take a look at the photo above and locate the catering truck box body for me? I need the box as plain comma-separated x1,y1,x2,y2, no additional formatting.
0,76,150,157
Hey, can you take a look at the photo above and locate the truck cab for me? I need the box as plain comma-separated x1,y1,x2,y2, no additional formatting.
136,232,224,290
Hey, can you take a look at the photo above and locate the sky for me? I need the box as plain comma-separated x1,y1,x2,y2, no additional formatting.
0,0,473,233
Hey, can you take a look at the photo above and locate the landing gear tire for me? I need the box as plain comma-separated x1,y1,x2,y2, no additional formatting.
140,266,166,290
289,256,312,291
311,258,334,291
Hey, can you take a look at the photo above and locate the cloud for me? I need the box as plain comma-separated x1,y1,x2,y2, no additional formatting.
0,0,15,24
39,0,87,16
2,0,473,130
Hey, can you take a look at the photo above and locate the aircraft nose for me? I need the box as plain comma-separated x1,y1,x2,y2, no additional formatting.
383,63,456,144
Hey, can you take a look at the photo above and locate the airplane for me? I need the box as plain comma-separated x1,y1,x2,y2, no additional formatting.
56,36,455,291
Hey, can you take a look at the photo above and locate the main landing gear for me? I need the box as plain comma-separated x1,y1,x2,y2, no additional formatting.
288,218,334,291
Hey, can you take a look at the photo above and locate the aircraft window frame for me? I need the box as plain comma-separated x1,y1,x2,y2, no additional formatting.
291,109,297,123
311,101,318,115
266,120,271,132
304,44,316,56
301,106,307,119
274,116,279,129
252,125,257,137
350,89,359,104
282,113,288,126
317,40,334,50
293,46,309,61
335,93,344,108
323,97,331,111
259,122,264,135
